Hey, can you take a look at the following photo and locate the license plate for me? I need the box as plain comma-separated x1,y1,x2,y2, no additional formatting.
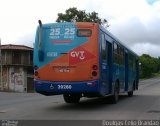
57,85,72,89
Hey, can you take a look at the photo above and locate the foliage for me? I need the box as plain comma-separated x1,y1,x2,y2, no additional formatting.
56,7,109,26
139,54,160,78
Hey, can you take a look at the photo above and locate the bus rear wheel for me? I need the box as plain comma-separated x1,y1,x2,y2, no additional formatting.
128,82,135,97
128,91,133,97
110,82,119,104
63,94,81,103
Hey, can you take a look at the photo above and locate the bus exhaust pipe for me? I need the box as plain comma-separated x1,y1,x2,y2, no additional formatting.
38,20,42,27
38,20,44,61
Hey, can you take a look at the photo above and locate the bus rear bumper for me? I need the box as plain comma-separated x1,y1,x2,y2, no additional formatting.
34,79,100,96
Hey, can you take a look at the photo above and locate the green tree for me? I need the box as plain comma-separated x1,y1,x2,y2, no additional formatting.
56,7,109,26
139,54,160,78
158,57,160,72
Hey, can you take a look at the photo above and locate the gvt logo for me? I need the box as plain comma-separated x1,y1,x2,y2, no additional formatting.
69,47,95,65
70,51,85,60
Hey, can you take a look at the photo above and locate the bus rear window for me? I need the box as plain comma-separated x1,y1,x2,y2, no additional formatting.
77,29,92,37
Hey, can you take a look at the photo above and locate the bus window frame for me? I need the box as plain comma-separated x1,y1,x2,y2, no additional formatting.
77,29,92,37
101,33,107,63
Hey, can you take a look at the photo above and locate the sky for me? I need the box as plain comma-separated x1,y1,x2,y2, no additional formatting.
0,0,160,57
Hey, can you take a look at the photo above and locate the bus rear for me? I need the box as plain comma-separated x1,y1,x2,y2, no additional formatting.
34,22,100,102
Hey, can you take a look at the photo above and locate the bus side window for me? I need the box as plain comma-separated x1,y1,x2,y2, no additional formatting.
113,42,118,64
114,43,117,52
119,47,124,65
113,42,124,65
128,53,135,70
101,34,107,61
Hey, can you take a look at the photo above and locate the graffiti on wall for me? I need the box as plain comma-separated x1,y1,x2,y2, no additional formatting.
11,71,23,85
9,67,25,92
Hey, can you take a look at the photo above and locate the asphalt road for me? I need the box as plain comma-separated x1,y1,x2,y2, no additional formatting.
0,77,160,120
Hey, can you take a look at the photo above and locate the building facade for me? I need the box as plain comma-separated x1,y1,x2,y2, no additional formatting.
0,44,34,92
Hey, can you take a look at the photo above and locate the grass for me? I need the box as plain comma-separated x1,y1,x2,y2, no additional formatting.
152,72,160,77
140,72,160,80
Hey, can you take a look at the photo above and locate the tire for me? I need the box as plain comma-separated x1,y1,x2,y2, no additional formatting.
128,91,133,97
110,82,119,104
63,94,81,103
128,82,134,97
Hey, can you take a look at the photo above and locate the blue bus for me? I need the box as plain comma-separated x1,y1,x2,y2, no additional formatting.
34,21,139,103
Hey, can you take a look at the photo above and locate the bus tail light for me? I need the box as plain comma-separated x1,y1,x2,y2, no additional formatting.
92,71,97,76
34,65,38,70
91,64,98,77
34,71,39,76
92,65,98,70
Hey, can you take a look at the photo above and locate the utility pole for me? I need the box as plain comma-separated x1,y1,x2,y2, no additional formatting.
0,38,2,91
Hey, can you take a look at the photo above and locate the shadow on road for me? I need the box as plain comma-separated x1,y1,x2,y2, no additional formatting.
48,94,139,111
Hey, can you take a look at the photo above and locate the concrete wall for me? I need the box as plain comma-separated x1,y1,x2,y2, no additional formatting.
0,66,33,92
1,67,9,90
9,67,25,92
